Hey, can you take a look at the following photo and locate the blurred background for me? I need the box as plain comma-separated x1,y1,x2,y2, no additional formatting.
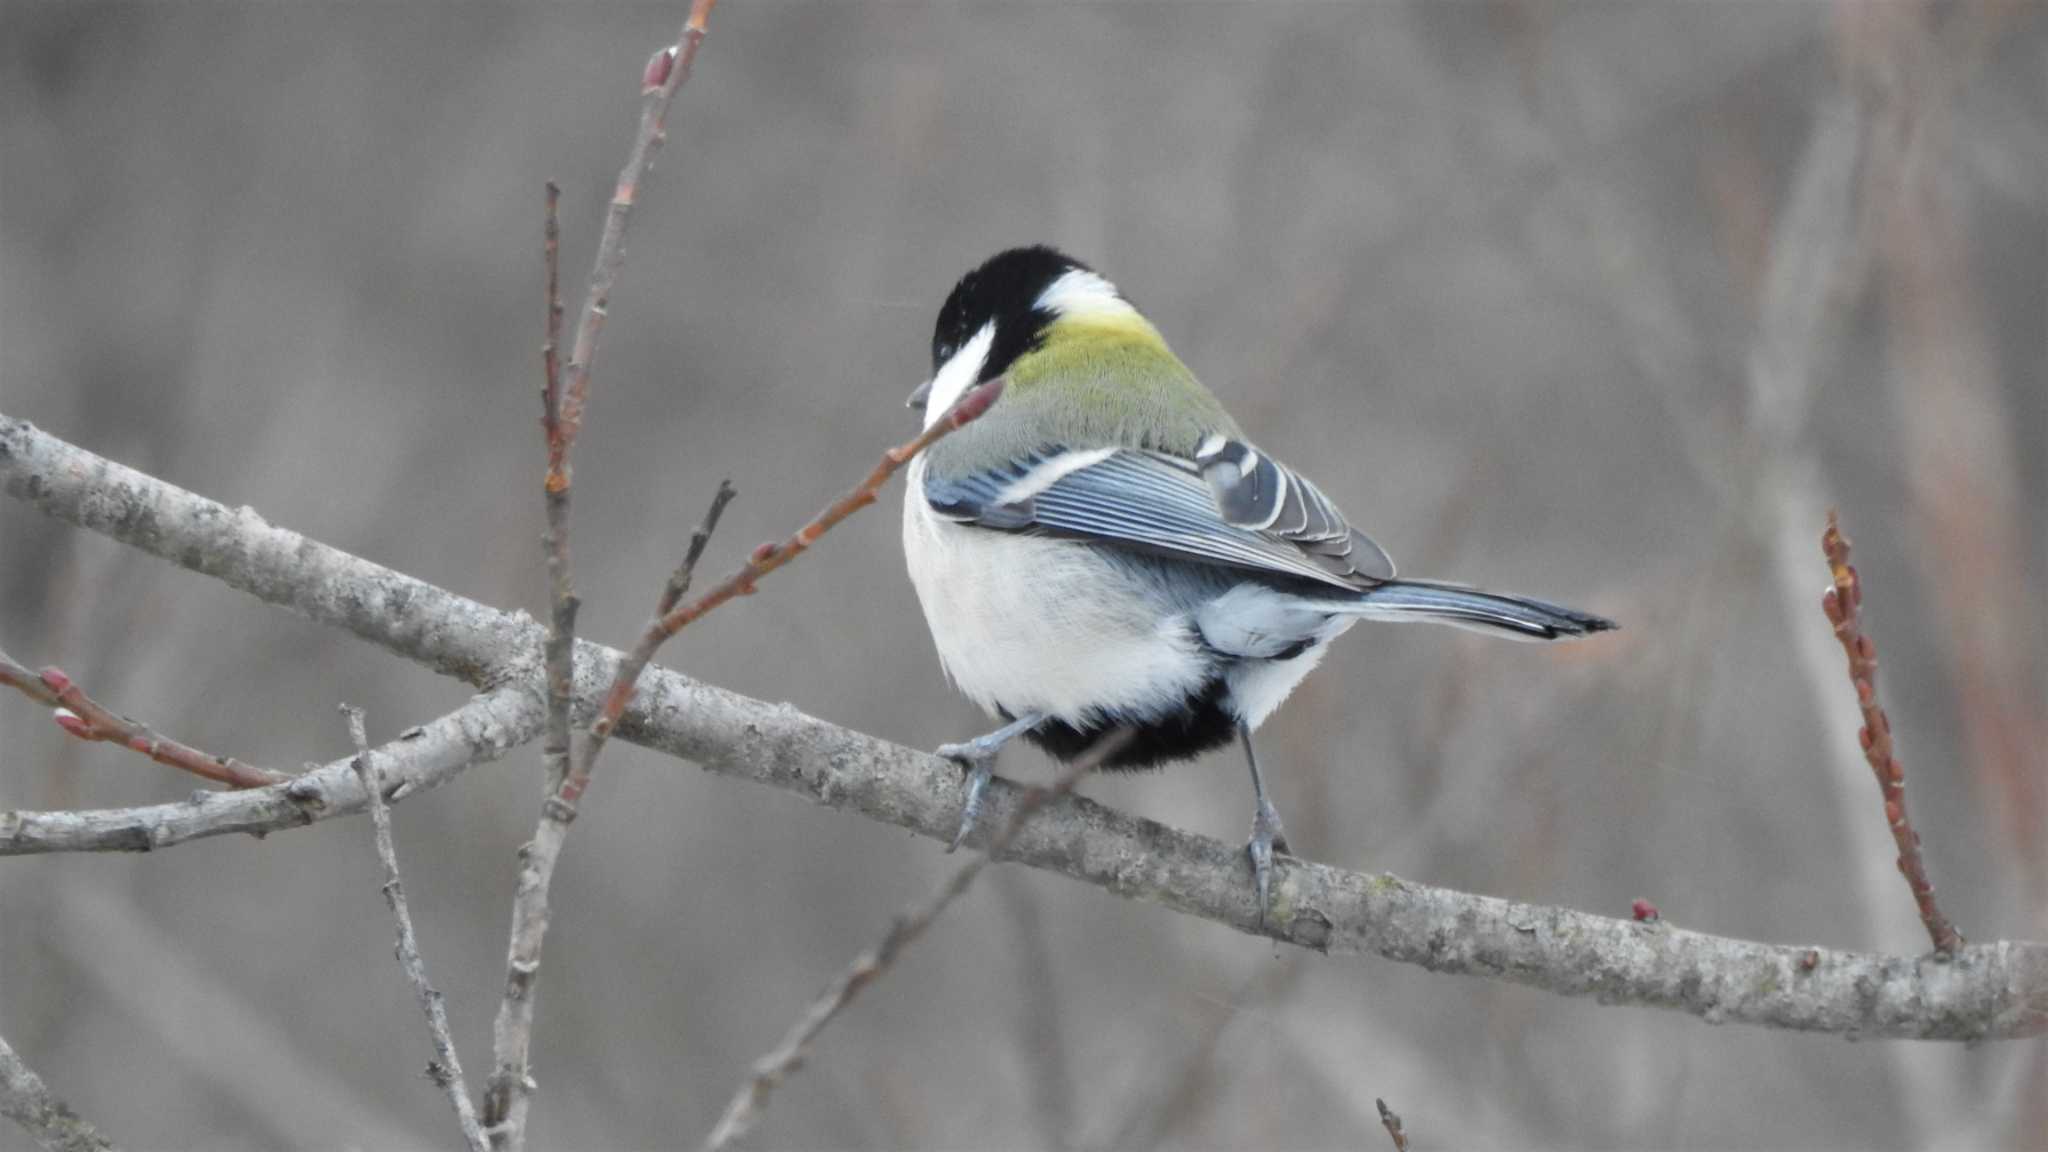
3,2,2043,1148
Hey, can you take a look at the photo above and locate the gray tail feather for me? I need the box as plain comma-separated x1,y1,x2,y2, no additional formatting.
1337,579,1618,641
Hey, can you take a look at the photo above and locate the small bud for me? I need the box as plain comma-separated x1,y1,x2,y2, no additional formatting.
750,541,777,564
1631,898,1660,922
52,708,90,738
946,377,1006,428
643,44,678,91
38,667,73,694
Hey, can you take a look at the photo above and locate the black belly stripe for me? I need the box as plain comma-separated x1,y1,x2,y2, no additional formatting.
1012,678,1239,772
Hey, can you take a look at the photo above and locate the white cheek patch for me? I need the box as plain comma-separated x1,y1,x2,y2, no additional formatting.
1034,268,1137,320
922,320,996,429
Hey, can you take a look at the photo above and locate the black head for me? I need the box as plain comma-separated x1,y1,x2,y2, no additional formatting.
930,245,1092,379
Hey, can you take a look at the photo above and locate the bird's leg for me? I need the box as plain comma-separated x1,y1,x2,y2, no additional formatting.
1240,722,1292,927
936,711,1045,852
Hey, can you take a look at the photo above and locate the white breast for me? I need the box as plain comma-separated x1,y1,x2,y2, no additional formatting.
902,457,1214,726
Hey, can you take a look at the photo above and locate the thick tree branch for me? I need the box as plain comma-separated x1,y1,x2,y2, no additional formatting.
3,414,2046,1041
0,1033,116,1152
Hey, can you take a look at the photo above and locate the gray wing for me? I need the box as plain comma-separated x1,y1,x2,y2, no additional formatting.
1191,435,1395,584
923,442,1395,591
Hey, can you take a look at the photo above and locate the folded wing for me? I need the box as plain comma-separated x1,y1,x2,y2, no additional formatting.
923,440,1395,591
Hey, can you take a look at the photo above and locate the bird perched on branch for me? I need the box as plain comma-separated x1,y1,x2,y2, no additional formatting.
901,245,1614,921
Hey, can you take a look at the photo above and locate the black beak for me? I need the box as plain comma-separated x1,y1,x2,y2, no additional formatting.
905,379,932,410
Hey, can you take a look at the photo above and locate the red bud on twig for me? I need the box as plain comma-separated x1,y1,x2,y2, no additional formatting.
643,45,678,92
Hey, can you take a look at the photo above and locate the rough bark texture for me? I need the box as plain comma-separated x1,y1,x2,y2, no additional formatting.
0,1033,116,1152
5,412,2046,1042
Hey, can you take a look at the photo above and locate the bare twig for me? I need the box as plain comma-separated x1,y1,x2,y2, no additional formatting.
489,378,993,1143
484,483,731,1148
2,682,535,855
344,705,487,1150
702,729,1135,1151
481,184,581,1152
539,181,567,499
538,180,576,799
0,646,286,789
0,1031,116,1152
1377,1098,1408,1152
481,8,722,1142
554,0,719,453
5,415,2046,1042
660,479,737,615
578,376,1004,795
1821,512,1964,955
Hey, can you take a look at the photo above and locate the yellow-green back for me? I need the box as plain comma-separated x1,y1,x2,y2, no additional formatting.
925,313,1241,476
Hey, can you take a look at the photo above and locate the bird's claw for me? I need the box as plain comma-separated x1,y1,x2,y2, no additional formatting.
1247,797,1291,928
937,742,997,853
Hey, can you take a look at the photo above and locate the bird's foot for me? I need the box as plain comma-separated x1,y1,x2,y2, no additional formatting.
936,739,1001,853
1246,797,1292,928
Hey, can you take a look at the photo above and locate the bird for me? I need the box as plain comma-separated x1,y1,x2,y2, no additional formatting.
899,245,1615,921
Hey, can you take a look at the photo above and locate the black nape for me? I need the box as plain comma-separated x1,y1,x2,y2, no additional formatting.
931,245,1092,381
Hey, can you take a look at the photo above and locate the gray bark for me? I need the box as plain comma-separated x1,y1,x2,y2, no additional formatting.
4,412,2045,1042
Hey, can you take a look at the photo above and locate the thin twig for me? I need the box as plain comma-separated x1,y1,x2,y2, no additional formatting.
660,479,738,615
539,180,576,798
480,9,720,1143
8,415,2048,1042
1821,511,1964,955
483,184,579,1149
345,705,487,1151
540,181,567,500
0,645,286,789
701,728,1135,1152
0,1031,116,1152
554,0,719,454
482,361,1000,1140
1377,1098,1409,1152
484,489,732,1151
2,683,534,855
578,376,1005,792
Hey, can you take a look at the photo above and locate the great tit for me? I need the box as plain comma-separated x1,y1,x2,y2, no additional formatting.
902,245,1614,918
